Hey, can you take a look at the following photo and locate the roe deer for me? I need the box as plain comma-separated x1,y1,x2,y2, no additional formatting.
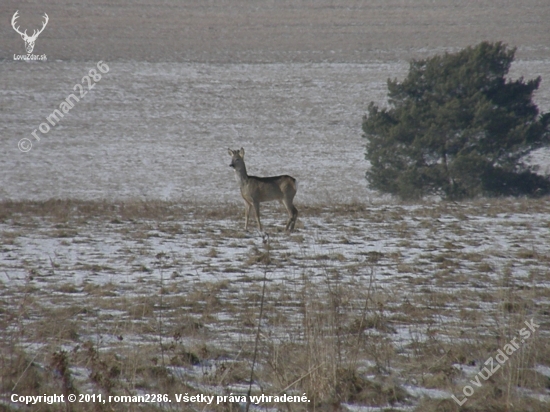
228,148,298,232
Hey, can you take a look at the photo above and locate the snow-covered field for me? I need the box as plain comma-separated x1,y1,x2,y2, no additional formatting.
1,197,549,410
3,60,550,203
2,1,550,408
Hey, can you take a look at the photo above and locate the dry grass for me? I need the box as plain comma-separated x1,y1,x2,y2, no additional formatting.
1,198,550,411
0,199,242,223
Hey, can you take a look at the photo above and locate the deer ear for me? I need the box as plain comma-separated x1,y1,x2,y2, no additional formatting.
239,148,245,157
228,148,233,156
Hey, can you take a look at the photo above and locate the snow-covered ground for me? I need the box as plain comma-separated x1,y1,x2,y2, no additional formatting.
2,59,550,410
3,60,549,203
1,199,549,410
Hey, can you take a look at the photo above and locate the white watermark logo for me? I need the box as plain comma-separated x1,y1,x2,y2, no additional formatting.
18,61,110,153
452,318,540,406
12,10,48,61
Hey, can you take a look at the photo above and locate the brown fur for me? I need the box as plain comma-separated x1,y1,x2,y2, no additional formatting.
228,148,298,232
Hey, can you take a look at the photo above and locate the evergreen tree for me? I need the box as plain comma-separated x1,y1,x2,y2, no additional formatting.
362,42,550,200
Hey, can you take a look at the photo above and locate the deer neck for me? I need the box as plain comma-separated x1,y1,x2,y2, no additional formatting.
234,164,249,188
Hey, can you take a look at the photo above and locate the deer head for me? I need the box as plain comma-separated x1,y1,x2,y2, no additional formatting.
12,11,49,54
228,148,245,169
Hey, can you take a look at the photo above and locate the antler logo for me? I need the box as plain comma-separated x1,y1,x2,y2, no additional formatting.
12,10,49,54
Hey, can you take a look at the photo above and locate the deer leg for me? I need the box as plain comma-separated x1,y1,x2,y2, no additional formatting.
281,200,292,231
291,205,298,231
252,200,262,232
282,199,298,232
279,200,288,229
244,200,252,231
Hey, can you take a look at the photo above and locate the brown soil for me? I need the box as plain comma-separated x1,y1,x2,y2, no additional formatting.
2,0,549,63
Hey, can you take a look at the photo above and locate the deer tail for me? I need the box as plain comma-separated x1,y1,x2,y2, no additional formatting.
291,177,298,192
